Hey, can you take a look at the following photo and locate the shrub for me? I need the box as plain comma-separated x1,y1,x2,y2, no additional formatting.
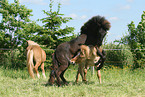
103,43,134,68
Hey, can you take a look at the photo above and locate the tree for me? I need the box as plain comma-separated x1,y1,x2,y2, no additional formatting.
0,0,40,68
37,0,76,49
0,0,77,69
116,11,145,68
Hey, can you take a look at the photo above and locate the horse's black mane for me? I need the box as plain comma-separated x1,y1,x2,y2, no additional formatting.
81,15,111,35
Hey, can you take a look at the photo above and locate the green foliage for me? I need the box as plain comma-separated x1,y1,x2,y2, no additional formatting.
0,0,76,69
0,0,39,48
0,0,41,68
104,43,134,68
36,0,76,49
115,11,145,69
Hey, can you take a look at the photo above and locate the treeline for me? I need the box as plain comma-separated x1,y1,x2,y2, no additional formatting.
0,0,145,69
0,0,76,69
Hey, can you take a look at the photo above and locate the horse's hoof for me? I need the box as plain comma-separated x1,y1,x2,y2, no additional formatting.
83,80,88,83
83,79,87,82
64,82,69,85
75,81,78,84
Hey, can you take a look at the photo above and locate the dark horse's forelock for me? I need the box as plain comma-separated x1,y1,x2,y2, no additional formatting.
81,15,111,35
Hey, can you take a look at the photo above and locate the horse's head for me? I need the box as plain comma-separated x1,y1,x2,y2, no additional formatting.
80,16,111,47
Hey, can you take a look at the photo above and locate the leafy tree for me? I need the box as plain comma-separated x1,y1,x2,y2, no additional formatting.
36,0,76,49
115,11,145,68
0,0,40,68
0,0,77,69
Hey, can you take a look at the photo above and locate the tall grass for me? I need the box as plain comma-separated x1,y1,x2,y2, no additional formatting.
0,66,145,97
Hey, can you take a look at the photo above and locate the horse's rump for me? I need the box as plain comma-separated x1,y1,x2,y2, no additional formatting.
27,45,46,62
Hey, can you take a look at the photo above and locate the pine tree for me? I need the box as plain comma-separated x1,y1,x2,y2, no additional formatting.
37,0,76,49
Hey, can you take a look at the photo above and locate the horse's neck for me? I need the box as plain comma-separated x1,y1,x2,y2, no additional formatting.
77,34,87,44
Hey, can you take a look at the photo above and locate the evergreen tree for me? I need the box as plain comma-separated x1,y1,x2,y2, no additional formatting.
37,0,76,49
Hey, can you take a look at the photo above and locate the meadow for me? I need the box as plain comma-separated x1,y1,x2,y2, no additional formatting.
0,66,145,97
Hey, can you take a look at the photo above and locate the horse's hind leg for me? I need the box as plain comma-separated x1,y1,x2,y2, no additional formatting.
97,70,101,84
34,62,41,78
55,63,69,86
60,69,68,85
83,68,87,82
41,62,46,78
48,70,55,85
75,69,80,83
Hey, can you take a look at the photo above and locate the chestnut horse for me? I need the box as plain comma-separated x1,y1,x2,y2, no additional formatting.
71,45,103,84
27,40,46,79
48,16,111,86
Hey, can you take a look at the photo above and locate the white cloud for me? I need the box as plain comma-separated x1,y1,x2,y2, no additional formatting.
61,0,70,5
120,5,131,10
54,0,70,5
109,17,119,21
127,0,134,3
68,13,78,19
80,15,87,20
19,0,47,5
66,14,87,20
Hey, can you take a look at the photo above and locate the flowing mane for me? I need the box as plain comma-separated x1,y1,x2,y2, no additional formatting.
81,16,111,35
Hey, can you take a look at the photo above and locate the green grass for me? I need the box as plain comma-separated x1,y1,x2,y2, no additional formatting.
0,66,145,97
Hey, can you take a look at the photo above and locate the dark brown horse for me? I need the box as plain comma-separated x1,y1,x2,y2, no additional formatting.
48,15,111,86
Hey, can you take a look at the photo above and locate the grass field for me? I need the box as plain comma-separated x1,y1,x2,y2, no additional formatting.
0,66,145,97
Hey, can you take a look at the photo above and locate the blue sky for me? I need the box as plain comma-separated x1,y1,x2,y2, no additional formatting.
8,0,145,43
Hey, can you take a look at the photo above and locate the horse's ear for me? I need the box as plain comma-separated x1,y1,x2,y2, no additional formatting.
102,20,111,30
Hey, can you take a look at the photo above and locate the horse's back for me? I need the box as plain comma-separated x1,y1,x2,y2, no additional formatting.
56,42,71,57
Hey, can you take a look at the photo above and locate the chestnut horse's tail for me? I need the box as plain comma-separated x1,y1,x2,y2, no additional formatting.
27,50,35,79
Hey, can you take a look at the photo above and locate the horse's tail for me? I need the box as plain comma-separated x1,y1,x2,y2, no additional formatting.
51,52,59,70
27,50,35,79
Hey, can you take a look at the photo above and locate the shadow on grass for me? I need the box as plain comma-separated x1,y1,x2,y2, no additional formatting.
43,80,95,87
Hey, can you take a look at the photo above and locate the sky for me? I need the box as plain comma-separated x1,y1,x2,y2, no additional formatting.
7,0,145,43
